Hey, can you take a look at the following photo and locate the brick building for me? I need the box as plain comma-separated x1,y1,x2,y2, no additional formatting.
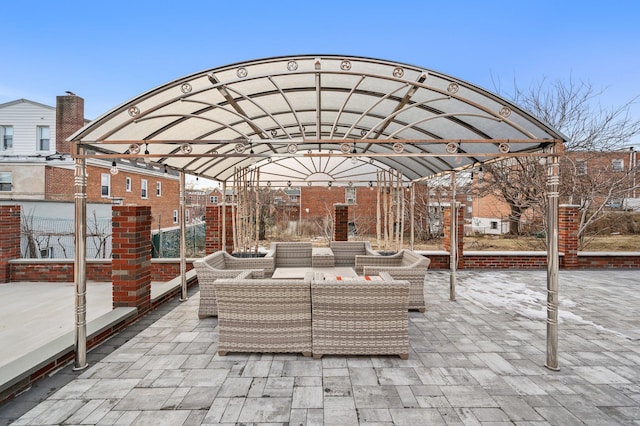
0,95,180,250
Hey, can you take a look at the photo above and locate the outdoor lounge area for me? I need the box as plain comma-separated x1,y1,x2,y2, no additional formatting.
192,242,426,359
193,242,430,318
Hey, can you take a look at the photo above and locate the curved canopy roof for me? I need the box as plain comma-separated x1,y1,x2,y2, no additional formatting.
71,55,565,184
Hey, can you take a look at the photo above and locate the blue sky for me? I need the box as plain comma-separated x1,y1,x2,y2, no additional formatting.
2,0,639,147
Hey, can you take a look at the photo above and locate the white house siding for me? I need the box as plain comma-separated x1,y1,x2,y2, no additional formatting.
0,99,56,157
471,217,510,235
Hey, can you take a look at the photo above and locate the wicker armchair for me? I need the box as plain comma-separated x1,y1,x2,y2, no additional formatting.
214,278,312,356
355,249,430,312
193,251,274,318
265,242,313,268
311,272,409,359
329,241,378,270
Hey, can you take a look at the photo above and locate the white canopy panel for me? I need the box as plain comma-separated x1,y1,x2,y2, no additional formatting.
70,55,566,182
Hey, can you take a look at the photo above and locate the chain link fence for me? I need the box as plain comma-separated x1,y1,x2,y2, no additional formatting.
21,213,112,259
20,211,206,259
151,223,205,258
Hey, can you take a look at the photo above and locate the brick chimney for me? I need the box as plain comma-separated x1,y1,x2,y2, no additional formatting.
56,93,84,155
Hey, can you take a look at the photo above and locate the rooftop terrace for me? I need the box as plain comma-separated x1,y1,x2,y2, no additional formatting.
1,269,639,425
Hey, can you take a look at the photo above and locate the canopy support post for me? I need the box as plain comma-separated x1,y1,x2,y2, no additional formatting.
449,172,457,301
222,180,228,253
545,146,560,370
179,170,188,301
73,149,88,370
410,183,415,251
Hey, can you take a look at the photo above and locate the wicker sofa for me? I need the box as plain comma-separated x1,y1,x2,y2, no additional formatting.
213,272,409,358
329,241,378,271
193,251,274,318
214,277,312,356
355,249,430,312
311,272,409,359
265,242,313,267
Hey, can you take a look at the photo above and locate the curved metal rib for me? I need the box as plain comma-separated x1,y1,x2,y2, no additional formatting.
268,75,305,138
342,84,410,140
330,75,366,139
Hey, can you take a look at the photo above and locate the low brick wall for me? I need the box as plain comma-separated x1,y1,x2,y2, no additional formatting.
8,259,195,282
463,251,549,269
9,259,112,282
417,251,640,270
151,259,195,281
577,252,640,269
6,252,640,283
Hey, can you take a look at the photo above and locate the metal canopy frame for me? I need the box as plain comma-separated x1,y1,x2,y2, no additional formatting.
69,55,565,371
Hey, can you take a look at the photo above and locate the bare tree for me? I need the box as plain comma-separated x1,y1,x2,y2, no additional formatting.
485,77,640,239
508,77,640,151
315,202,335,243
87,210,112,258
480,158,547,235
560,153,639,248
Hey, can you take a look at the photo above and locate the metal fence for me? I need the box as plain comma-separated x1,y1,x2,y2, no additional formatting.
20,213,205,260
20,214,112,259
151,223,206,258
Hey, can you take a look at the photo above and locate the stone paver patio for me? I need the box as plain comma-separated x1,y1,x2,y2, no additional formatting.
2,269,640,425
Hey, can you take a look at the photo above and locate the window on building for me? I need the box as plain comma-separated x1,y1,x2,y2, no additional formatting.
36,126,50,151
0,172,12,191
156,181,162,197
40,247,54,259
101,173,111,197
612,158,624,172
173,210,178,223
141,179,148,199
185,209,190,223
576,160,587,176
210,195,218,203
125,177,132,192
1,126,13,151
490,221,498,230
345,187,356,204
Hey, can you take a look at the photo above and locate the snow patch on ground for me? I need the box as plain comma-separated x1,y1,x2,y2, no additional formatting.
456,272,635,340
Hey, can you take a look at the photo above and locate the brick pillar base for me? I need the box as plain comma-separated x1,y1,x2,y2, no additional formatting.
205,205,234,254
0,205,21,283
112,206,151,313
334,204,349,241
443,205,464,269
559,204,580,269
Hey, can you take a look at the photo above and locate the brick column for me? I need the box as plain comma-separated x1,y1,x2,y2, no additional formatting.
559,204,579,269
0,205,21,283
112,206,151,313
443,205,464,268
205,205,234,254
334,204,349,241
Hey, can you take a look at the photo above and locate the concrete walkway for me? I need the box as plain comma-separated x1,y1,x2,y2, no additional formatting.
0,280,184,369
1,269,639,425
